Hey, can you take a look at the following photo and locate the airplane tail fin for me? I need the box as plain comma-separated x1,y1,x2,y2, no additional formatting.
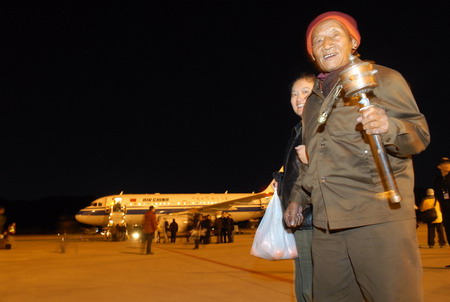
262,180,275,194
261,166,283,194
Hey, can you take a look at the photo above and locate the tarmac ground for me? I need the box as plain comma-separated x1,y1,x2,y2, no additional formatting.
0,222,449,302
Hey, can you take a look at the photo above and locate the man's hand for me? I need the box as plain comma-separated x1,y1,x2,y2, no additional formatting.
356,105,389,135
283,201,303,228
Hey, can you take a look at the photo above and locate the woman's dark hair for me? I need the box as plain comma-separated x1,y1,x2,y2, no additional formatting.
291,72,316,88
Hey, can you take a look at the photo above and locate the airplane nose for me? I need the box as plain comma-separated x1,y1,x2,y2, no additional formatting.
75,211,87,224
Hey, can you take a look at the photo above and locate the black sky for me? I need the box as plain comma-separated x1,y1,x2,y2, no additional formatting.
0,1,448,201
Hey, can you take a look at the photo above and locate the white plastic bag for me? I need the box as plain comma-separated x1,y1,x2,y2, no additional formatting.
250,190,298,260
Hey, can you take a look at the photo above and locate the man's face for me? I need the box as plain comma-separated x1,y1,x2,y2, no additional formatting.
311,19,358,72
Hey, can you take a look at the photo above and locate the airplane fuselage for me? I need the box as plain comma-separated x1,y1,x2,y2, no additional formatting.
75,192,271,234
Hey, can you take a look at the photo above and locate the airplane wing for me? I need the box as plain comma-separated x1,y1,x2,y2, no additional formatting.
190,191,273,214
157,191,273,217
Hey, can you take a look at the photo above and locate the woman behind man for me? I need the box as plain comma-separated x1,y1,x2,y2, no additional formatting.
274,73,315,302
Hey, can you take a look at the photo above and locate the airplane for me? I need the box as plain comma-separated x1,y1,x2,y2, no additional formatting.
75,180,274,240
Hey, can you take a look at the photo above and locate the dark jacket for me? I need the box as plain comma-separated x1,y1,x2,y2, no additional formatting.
433,173,450,214
226,217,234,231
291,64,430,230
273,122,312,230
169,221,178,233
214,217,223,231
201,218,212,234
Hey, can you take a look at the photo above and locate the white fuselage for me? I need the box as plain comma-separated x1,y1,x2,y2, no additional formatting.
75,192,271,233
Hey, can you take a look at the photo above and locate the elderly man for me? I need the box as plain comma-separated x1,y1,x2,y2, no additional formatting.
284,11,430,302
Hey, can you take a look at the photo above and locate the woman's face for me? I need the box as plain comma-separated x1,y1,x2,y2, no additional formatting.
291,78,314,117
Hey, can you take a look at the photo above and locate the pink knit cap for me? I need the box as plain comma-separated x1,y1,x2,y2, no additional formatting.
306,11,361,57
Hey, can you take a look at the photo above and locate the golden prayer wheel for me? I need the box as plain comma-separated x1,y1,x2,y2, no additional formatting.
339,55,402,204
339,55,378,97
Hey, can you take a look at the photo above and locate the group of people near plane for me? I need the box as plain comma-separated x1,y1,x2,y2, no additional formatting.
155,217,179,244
143,210,237,251
190,212,236,249
141,206,238,253
212,212,236,244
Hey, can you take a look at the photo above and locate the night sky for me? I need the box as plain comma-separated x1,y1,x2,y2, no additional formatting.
1,1,448,202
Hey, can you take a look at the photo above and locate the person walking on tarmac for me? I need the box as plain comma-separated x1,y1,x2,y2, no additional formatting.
192,214,204,249
226,214,235,243
0,206,6,235
142,206,157,255
433,156,450,246
169,219,178,243
419,188,447,248
221,212,229,243
214,214,224,243
0,206,13,249
158,218,168,243
200,215,212,244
